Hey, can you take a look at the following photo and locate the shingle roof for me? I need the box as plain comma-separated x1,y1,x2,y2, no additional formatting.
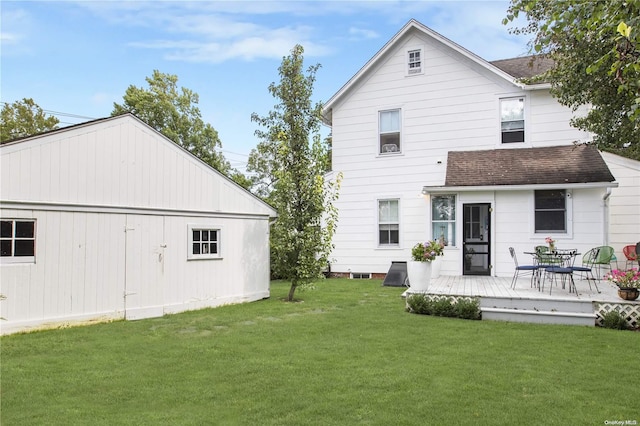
445,145,615,187
490,55,554,79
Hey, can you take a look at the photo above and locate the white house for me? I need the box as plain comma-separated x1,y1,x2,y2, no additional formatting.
0,113,277,334
321,19,633,279
601,151,640,264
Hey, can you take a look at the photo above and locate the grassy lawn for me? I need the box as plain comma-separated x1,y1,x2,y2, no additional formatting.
1,278,638,425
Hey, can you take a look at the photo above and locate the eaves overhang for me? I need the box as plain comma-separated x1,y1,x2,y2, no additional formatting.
422,181,618,194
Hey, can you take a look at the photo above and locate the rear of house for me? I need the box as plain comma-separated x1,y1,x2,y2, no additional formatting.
0,114,276,334
322,19,622,279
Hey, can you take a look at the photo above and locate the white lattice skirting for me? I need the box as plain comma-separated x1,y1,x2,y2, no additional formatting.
595,302,640,328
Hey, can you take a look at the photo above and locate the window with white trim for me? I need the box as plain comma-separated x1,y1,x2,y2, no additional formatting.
431,195,456,247
407,49,422,74
188,225,221,260
500,97,525,143
379,109,401,154
1,219,36,263
378,199,399,246
534,190,566,232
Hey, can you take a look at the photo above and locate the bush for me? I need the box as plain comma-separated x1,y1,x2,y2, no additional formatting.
432,297,456,317
407,294,480,320
601,311,629,330
406,293,431,315
454,298,481,320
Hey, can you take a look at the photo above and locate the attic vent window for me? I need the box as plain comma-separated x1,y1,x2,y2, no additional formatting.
408,49,422,74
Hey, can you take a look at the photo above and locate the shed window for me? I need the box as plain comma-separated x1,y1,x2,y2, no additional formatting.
188,225,221,260
1,219,36,263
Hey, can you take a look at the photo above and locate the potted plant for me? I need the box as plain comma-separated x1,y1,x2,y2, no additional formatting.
545,236,556,252
606,268,640,301
407,240,445,292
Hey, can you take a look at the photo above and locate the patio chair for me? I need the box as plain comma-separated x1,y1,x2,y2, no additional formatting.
588,246,616,279
623,245,638,269
509,247,539,289
570,249,600,293
543,249,578,295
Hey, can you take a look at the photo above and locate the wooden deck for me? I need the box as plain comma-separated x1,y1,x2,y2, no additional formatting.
422,274,628,303
403,275,639,327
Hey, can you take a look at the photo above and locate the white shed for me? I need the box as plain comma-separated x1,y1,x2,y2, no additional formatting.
0,114,277,334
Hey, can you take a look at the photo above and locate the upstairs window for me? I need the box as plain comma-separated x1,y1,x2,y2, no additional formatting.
500,97,525,143
379,109,401,154
407,49,422,74
1,219,36,263
188,225,221,260
378,199,399,246
534,190,566,233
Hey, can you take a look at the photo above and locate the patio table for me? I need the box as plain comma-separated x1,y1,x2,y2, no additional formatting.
524,249,581,294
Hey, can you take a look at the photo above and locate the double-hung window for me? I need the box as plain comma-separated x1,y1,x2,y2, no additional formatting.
379,109,401,154
534,190,566,233
431,195,456,246
500,97,525,143
407,49,422,74
378,199,399,246
1,219,36,263
188,225,221,260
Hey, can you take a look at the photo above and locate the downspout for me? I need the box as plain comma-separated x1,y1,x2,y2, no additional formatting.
602,188,612,246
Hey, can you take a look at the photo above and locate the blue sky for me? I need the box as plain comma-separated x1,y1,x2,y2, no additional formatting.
1,1,531,172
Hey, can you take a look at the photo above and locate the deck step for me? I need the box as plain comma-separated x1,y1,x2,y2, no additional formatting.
481,296,594,314
481,307,596,326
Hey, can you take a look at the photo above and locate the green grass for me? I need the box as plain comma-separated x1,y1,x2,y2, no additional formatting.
1,279,638,425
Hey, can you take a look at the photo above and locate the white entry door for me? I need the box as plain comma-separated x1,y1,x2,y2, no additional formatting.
124,215,166,320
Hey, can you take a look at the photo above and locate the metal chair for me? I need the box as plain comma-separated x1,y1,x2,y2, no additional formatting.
543,249,578,295
589,246,616,279
509,247,539,289
623,245,638,269
570,249,600,293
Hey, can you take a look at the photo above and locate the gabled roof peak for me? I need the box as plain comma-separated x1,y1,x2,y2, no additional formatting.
322,19,545,125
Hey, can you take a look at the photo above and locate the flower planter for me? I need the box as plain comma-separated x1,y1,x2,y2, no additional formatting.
407,260,432,292
617,288,639,301
431,256,442,279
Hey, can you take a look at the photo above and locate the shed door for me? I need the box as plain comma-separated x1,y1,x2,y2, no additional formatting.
462,204,491,276
124,215,166,320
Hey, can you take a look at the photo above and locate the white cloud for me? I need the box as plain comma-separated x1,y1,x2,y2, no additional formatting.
348,27,379,41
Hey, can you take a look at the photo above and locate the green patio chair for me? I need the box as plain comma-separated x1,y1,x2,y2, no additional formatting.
587,246,616,279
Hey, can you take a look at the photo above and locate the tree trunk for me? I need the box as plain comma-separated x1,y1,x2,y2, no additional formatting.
287,282,297,301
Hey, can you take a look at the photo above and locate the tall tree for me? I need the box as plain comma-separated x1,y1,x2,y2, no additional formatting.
1,98,60,143
112,70,249,187
504,0,640,160
251,45,341,302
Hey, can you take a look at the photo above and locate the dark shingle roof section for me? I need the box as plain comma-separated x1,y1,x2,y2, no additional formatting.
445,145,615,187
490,55,554,79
